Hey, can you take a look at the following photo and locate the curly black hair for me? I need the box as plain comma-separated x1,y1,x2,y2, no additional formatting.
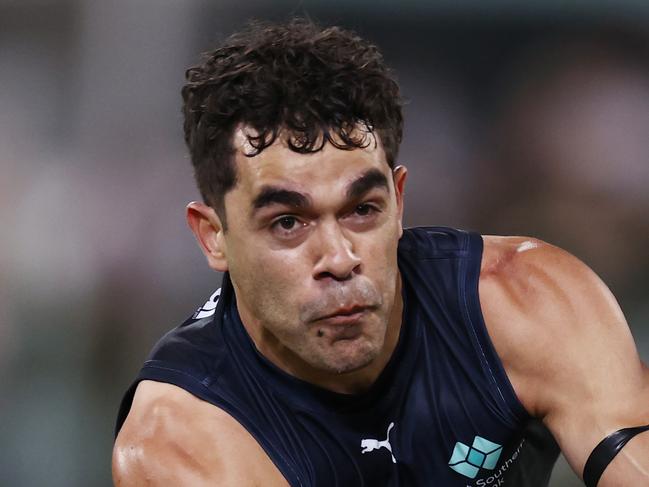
181,18,403,225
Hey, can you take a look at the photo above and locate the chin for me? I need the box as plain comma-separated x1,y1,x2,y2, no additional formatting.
314,338,379,375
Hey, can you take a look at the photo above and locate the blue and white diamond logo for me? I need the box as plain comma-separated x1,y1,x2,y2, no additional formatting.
448,436,503,479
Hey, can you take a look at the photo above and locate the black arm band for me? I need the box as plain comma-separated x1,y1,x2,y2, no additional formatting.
583,424,649,487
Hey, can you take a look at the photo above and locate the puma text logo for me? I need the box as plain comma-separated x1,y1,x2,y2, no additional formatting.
361,422,396,463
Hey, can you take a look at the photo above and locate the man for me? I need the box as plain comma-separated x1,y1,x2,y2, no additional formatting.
112,19,649,486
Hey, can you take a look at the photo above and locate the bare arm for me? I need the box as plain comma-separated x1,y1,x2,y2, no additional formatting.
112,380,288,487
479,236,649,485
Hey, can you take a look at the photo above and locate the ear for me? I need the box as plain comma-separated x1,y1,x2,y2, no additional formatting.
392,165,407,237
186,202,228,272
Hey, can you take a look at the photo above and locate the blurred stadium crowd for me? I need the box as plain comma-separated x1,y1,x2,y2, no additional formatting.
1,1,648,485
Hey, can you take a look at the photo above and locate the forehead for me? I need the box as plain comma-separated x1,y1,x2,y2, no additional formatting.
231,127,390,198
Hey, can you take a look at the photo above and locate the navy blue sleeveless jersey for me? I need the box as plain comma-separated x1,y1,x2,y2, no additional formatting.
116,227,560,486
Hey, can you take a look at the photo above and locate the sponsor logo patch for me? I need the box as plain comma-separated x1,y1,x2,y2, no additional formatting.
448,436,502,479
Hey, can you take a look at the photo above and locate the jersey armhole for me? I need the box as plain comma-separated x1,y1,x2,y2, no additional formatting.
460,231,532,426
114,363,304,487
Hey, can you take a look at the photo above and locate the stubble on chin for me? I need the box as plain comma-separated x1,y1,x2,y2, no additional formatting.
300,321,386,375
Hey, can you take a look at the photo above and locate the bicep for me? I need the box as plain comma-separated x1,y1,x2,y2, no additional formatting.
549,360,649,485
597,425,649,486
538,269,649,480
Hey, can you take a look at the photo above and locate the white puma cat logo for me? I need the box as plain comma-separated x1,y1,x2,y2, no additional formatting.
360,422,396,463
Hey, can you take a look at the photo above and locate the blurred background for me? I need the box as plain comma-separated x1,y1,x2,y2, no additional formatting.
1,0,648,485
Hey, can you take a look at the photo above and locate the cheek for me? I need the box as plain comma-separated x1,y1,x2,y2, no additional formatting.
360,230,400,306
230,244,310,310
363,227,399,271
249,246,308,284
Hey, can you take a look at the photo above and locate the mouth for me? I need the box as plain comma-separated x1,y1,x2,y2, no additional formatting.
315,306,371,326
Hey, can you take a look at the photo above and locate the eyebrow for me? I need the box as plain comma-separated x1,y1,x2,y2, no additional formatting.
252,187,311,212
250,168,390,215
346,168,390,200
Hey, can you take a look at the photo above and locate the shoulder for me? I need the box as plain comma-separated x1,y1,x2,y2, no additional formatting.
479,235,622,333
480,234,601,290
112,380,287,487
479,234,625,342
478,235,644,417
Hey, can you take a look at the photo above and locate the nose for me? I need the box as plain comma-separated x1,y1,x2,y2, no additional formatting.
312,221,362,281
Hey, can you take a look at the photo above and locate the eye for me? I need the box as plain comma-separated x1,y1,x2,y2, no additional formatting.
343,202,382,229
354,203,375,216
277,216,297,230
270,215,308,239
